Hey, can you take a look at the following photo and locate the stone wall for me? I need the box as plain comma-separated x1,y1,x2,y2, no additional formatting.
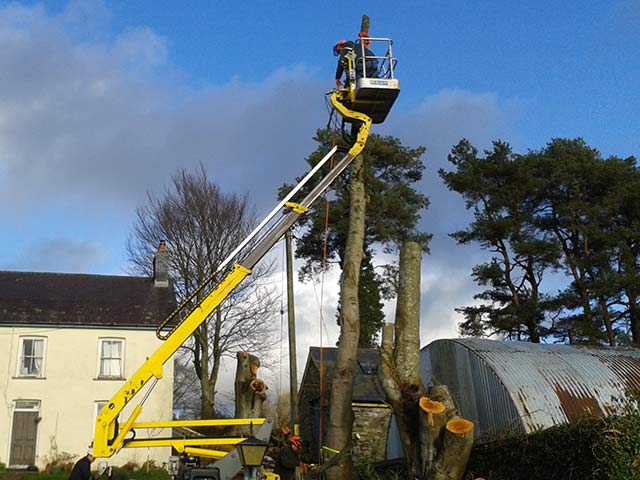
351,403,392,464
299,365,392,464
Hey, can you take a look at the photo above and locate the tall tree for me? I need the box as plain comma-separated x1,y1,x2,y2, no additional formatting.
285,129,430,347
442,137,640,345
613,170,640,345
440,139,559,342
381,242,474,480
127,166,278,418
324,151,366,480
529,139,640,345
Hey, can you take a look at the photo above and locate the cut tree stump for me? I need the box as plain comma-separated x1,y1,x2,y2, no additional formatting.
234,352,267,434
431,418,475,480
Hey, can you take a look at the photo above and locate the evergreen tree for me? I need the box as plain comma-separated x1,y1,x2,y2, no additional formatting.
440,139,558,342
441,137,640,345
282,129,430,346
528,139,639,345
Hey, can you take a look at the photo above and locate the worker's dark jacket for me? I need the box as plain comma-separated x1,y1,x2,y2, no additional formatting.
335,40,378,82
107,466,128,480
69,456,92,480
274,445,300,480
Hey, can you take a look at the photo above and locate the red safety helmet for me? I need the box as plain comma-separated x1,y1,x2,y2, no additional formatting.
289,435,302,448
333,40,346,56
358,31,371,47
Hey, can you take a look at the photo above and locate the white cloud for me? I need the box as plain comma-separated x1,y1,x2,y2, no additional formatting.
0,3,326,220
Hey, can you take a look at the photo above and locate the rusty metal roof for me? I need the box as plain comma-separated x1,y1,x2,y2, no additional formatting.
421,338,640,441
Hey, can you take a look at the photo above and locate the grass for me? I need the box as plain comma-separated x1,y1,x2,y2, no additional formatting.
0,470,170,480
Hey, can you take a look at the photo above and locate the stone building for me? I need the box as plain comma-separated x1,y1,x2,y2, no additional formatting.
298,347,396,464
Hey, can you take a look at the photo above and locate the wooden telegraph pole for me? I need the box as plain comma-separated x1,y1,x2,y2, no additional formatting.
285,229,299,434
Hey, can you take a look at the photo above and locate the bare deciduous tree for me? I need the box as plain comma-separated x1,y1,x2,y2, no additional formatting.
173,351,200,420
127,165,279,419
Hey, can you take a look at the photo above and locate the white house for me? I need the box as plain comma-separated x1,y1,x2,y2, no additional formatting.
0,245,176,470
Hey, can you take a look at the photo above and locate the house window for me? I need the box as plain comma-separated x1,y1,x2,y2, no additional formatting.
14,400,41,411
98,338,124,378
92,401,108,438
18,337,46,377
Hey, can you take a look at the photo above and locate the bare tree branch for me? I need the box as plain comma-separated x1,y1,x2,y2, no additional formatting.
126,165,279,418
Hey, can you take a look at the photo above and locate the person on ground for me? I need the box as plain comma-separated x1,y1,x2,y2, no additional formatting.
97,461,129,480
274,435,306,480
69,449,95,480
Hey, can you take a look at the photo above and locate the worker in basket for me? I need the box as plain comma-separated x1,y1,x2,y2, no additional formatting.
334,32,379,89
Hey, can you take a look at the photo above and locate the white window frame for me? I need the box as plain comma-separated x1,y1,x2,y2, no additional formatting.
96,337,125,379
16,336,47,378
92,400,108,438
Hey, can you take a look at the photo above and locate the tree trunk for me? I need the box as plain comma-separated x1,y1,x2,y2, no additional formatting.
381,242,425,477
234,352,267,434
430,419,474,480
200,377,215,419
360,15,370,34
394,242,422,386
325,156,366,480
597,294,616,346
208,308,223,414
628,289,640,346
380,242,474,480
420,385,461,477
195,322,215,419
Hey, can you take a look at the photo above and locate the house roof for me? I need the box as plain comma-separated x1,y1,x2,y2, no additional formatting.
0,270,176,329
303,346,385,403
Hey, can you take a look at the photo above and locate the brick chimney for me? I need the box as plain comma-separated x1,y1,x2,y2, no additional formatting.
153,240,169,287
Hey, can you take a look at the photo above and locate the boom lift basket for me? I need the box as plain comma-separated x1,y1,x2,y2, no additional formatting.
335,36,400,124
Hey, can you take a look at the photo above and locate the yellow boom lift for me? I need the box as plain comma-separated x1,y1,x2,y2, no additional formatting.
92,34,399,480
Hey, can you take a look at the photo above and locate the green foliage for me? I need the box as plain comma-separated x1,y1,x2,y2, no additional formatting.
467,406,640,480
0,463,5,471
441,137,640,345
440,139,556,342
0,471,169,480
357,250,385,347
283,129,430,346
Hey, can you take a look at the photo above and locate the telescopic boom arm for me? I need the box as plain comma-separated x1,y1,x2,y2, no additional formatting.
92,92,372,460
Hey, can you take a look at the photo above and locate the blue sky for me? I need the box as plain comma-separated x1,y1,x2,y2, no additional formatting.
0,0,638,356
111,0,639,156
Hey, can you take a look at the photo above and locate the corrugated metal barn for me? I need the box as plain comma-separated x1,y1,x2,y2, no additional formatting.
421,338,640,442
